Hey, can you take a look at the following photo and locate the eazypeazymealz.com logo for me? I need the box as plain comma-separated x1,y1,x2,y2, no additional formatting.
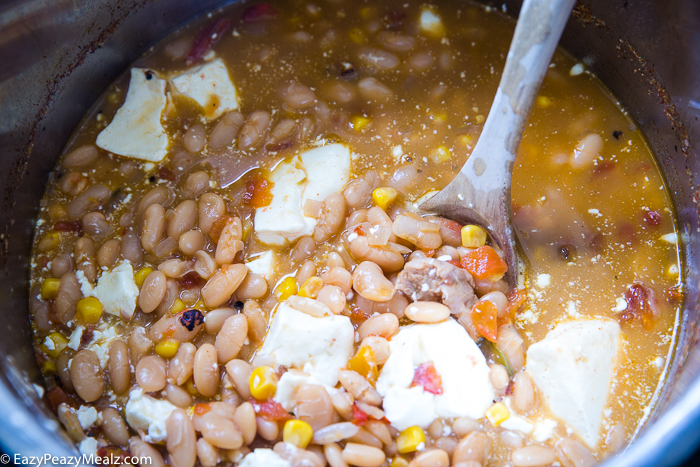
5,453,153,466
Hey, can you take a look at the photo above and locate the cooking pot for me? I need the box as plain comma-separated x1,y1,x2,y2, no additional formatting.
0,0,698,465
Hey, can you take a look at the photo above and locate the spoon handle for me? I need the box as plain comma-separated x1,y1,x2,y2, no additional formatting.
461,0,576,185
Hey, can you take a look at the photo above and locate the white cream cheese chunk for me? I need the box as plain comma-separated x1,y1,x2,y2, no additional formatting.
259,303,354,390
78,437,99,457
67,325,85,351
87,324,121,368
239,449,291,467
88,262,139,321
96,68,169,161
526,318,621,449
171,58,239,120
420,8,445,36
246,251,276,280
254,144,351,246
125,388,178,443
376,319,495,431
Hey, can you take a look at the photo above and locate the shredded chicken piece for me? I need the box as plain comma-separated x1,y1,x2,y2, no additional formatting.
395,257,479,339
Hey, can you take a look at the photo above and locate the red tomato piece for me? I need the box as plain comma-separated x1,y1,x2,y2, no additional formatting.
460,245,508,281
471,300,498,342
243,174,274,208
506,288,527,316
250,398,290,421
241,3,278,22
185,18,232,65
352,403,369,426
410,362,443,395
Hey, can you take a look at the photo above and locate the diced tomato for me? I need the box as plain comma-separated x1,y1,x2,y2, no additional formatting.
423,249,435,257
643,210,662,227
471,300,498,342
177,271,206,289
194,403,211,415
447,260,464,269
241,2,278,22
250,398,290,421
96,446,131,467
53,220,83,234
158,166,177,182
460,246,508,281
47,386,70,410
185,18,232,65
506,288,527,316
666,284,683,304
620,282,657,330
410,362,443,395
208,216,234,243
352,403,369,426
350,305,372,323
243,174,274,208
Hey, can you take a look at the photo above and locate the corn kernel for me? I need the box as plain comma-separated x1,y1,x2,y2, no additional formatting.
283,419,314,448
536,95,552,107
390,457,410,467
431,146,451,164
298,276,324,299
185,378,199,396
351,115,372,132
360,6,375,19
275,277,298,301
76,297,103,324
485,402,510,427
40,278,61,300
397,426,425,454
134,267,154,287
42,361,57,374
155,339,180,358
372,187,398,211
169,298,186,315
37,231,60,252
475,114,486,124
458,135,473,147
349,27,367,44
43,332,69,359
461,225,488,248
250,366,279,400
347,345,379,384
432,112,448,123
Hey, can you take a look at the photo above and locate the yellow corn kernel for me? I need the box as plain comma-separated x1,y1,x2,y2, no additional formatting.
351,115,372,132
347,345,379,384
242,219,253,241
42,361,57,374
360,6,375,19
250,366,279,400
169,298,186,315
283,419,314,448
275,277,298,301
536,95,552,107
298,276,324,299
431,145,451,164
349,27,367,44
155,339,180,358
40,278,61,300
432,112,448,123
37,231,60,252
396,426,426,454
475,114,486,124
461,225,488,248
372,187,398,211
76,297,103,324
43,332,69,359
186,405,196,418
458,134,473,147
134,267,154,287
485,402,510,427
185,378,199,396
390,457,410,467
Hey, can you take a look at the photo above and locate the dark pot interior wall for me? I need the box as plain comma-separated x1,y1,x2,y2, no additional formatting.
0,0,698,464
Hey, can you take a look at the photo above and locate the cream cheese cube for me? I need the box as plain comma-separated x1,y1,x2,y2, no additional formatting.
526,318,621,448
245,251,276,280
78,438,99,457
76,405,99,430
171,58,239,120
90,262,139,321
376,319,495,431
125,388,178,443
254,144,351,246
420,8,445,36
239,449,291,467
96,68,169,161
259,303,354,388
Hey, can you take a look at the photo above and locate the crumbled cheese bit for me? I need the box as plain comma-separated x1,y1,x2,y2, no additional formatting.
661,233,678,244
536,274,551,288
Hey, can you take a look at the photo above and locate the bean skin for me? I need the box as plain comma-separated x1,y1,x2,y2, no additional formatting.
97,239,120,268
101,407,130,447
209,111,244,150
512,445,557,467
179,230,205,256
136,355,167,392
63,145,98,169
167,200,197,240
405,301,451,323
70,349,104,402
342,443,386,467
256,416,279,441
165,383,194,408
55,272,81,324
291,236,316,263
453,432,492,465
183,123,206,153
314,193,347,243
121,231,143,264
142,203,166,252
182,171,210,198
50,253,74,278
168,342,196,386
204,307,236,335
296,384,334,431
193,343,219,397
74,236,97,282
196,438,219,467
215,314,248,363
321,267,352,296
236,272,268,300
56,352,74,392
238,111,271,150
109,339,131,396
166,409,197,467
130,436,165,467
233,402,256,445
202,264,248,308
198,193,226,235
513,371,536,414
353,261,395,302
139,270,167,313
200,410,243,449
243,300,266,343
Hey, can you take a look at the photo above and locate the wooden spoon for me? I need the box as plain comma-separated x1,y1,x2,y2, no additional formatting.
420,0,576,285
